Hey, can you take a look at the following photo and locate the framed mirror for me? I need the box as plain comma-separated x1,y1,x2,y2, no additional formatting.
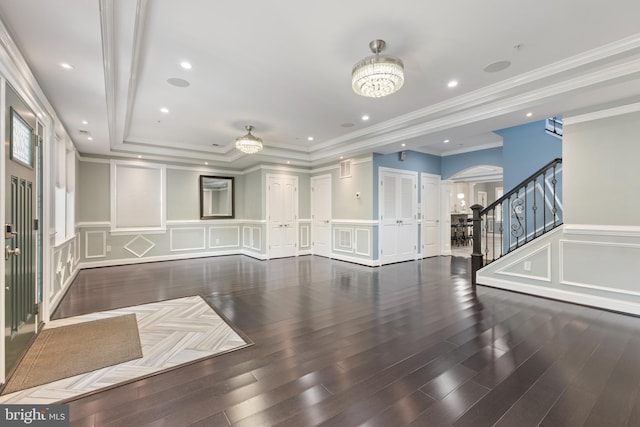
199,175,234,219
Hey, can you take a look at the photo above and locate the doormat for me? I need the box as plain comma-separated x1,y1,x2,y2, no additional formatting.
2,314,142,395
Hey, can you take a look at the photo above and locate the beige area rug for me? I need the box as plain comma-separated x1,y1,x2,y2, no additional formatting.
0,296,250,405
2,314,142,395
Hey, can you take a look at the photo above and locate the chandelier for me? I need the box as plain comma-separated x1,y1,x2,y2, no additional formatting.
352,40,404,98
235,125,263,154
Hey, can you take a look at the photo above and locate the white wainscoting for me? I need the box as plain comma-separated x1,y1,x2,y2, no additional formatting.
123,234,156,258
355,228,371,256
85,230,107,259
333,228,353,253
209,226,241,249
300,225,310,249
560,239,640,297
170,227,206,252
477,225,640,316
327,221,375,265
51,235,80,310
242,226,262,251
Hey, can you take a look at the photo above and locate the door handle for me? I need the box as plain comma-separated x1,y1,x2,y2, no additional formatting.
5,224,17,240
5,246,21,260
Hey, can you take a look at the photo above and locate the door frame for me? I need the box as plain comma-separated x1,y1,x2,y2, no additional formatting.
265,173,299,259
310,174,332,258
440,180,454,256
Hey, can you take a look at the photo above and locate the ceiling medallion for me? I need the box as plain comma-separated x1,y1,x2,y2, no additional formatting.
352,40,404,98
235,125,263,154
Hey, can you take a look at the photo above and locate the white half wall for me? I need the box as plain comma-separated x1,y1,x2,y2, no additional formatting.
477,225,640,316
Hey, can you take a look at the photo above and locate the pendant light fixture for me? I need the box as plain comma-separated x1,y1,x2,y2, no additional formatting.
235,125,263,154
352,39,404,98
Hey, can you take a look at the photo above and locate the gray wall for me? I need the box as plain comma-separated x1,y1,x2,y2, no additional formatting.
242,169,262,220
166,169,200,220
312,157,373,220
564,110,640,226
335,159,373,220
473,181,503,208
78,161,109,222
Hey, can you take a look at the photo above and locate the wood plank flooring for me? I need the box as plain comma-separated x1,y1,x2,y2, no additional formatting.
52,255,640,426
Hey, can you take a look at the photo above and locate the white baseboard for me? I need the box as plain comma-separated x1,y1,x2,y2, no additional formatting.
476,275,640,316
79,250,246,269
329,252,379,267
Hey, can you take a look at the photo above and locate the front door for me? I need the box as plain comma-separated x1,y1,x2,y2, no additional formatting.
4,89,40,377
311,175,331,258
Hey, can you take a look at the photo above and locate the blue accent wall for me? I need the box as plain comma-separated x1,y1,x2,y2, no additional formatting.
496,120,562,190
372,151,440,217
441,147,503,180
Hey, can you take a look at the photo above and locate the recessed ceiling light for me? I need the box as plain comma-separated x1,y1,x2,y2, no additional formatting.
443,139,450,143
167,77,190,88
526,112,533,117
87,136,93,141
160,107,169,114
180,61,192,70
340,156,344,159
287,161,291,164
307,136,314,141
137,155,142,159
401,143,406,147
205,162,208,165
361,115,370,121
447,80,458,88
81,120,88,125
60,62,73,70
484,60,511,73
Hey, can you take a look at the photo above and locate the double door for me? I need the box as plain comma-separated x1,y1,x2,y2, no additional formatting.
379,168,417,264
267,174,298,258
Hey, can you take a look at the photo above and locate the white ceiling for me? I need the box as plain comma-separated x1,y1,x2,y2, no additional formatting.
1,0,639,171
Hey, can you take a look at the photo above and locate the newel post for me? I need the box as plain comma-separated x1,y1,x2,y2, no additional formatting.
470,204,484,289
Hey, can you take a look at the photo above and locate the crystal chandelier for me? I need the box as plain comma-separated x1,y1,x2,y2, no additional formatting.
235,125,263,154
352,40,404,98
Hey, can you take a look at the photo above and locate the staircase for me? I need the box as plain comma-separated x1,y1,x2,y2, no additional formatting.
470,158,563,285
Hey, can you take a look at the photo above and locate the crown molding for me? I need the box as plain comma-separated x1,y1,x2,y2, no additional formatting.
310,56,640,163
0,15,70,141
310,34,640,156
563,102,640,125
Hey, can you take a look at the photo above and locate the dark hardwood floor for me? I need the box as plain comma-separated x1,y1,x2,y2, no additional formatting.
53,255,640,426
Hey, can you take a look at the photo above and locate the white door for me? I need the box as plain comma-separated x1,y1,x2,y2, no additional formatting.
379,168,417,264
311,175,331,257
267,175,298,258
421,174,441,257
